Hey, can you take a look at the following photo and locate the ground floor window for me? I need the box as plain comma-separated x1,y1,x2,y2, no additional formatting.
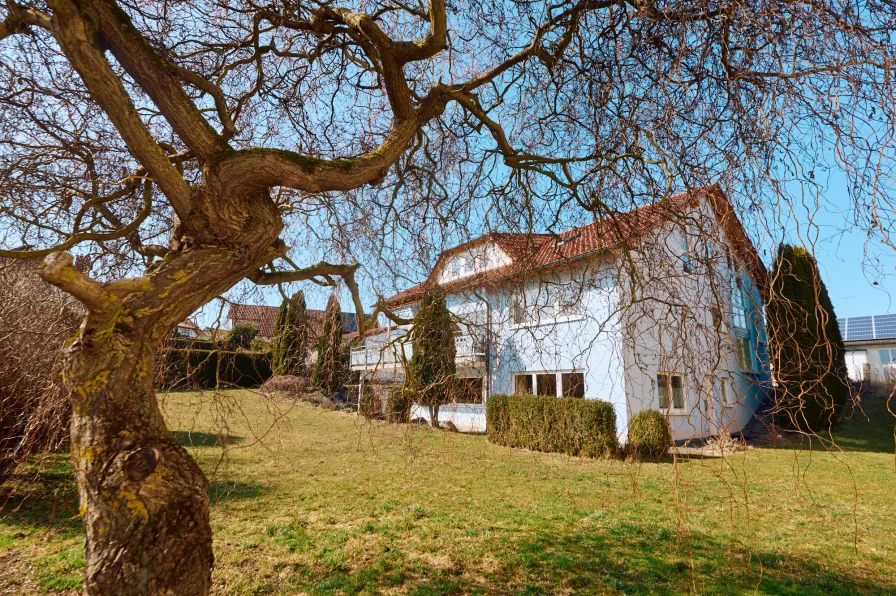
455,377,484,404
513,371,586,398
561,372,585,398
536,373,555,396
657,372,685,410
880,348,896,364
514,374,534,395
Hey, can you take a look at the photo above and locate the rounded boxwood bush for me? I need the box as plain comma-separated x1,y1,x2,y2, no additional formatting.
627,410,672,458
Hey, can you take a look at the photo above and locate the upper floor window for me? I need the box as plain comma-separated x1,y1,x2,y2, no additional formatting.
731,277,749,331
679,227,692,273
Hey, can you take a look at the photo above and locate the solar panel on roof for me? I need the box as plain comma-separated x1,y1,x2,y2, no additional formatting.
837,318,847,337
874,314,896,340
846,316,873,342
837,314,896,341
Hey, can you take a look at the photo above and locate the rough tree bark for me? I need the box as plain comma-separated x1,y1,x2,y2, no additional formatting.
40,182,283,592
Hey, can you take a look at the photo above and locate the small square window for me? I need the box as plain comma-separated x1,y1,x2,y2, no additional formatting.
514,374,533,395
536,373,556,397
881,349,892,365
561,372,585,398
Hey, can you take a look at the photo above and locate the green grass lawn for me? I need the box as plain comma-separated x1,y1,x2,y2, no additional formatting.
1,389,895,595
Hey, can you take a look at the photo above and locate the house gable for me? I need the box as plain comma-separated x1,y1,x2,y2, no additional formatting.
436,242,512,284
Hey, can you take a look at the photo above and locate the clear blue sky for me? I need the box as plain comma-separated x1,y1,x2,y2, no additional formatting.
777,175,895,319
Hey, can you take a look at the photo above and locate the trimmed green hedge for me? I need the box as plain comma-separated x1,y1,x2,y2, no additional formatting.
627,410,672,458
157,348,272,389
486,394,618,458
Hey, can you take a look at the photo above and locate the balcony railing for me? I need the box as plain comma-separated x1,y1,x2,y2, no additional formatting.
350,335,485,369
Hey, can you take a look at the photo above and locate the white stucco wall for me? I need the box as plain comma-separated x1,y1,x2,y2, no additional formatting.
618,200,770,442
845,344,896,383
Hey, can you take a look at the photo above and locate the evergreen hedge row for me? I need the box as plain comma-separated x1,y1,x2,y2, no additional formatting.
486,394,618,458
158,348,272,389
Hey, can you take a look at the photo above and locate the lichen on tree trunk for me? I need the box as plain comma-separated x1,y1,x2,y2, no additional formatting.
42,189,284,595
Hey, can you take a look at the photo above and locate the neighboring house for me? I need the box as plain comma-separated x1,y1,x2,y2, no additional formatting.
351,185,772,440
227,304,359,339
173,319,201,338
839,314,896,383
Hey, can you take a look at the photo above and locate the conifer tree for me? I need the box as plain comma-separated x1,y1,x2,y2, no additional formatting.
273,291,308,376
312,294,346,394
405,289,456,428
766,244,850,432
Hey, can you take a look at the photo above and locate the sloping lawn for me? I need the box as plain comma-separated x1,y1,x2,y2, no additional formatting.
1,389,894,595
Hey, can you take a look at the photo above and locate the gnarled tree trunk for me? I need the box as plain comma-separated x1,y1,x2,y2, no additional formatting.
42,187,283,595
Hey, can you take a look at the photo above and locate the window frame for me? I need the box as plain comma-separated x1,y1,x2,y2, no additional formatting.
512,370,586,398
735,333,755,372
657,371,686,413
679,226,693,273
561,372,586,398
514,373,534,395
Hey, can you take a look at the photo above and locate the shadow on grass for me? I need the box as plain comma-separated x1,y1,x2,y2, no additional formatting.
763,391,896,456
0,454,81,537
291,522,894,596
208,479,265,503
172,430,244,448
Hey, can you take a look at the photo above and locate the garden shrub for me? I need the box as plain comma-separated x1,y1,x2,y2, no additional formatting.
627,410,672,458
385,386,412,423
157,348,271,389
259,375,308,396
0,258,77,481
766,243,850,431
404,289,455,428
228,323,258,350
486,394,618,458
312,295,347,394
359,385,382,420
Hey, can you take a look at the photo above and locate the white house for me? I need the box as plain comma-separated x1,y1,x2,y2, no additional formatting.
839,314,896,383
352,185,772,442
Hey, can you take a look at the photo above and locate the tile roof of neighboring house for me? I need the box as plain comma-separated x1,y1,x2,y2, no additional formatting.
227,304,359,338
385,184,767,307
176,319,200,331
343,326,388,341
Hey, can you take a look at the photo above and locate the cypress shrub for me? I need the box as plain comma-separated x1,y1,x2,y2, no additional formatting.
385,386,412,423
486,394,617,458
766,244,850,431
627,410,672,458
273,291,309,377
157,348,272,389
312,294,347,394
405,289,456,428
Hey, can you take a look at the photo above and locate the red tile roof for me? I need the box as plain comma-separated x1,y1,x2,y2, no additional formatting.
176,319,200,331
227,304,359,338
385,185,767,306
